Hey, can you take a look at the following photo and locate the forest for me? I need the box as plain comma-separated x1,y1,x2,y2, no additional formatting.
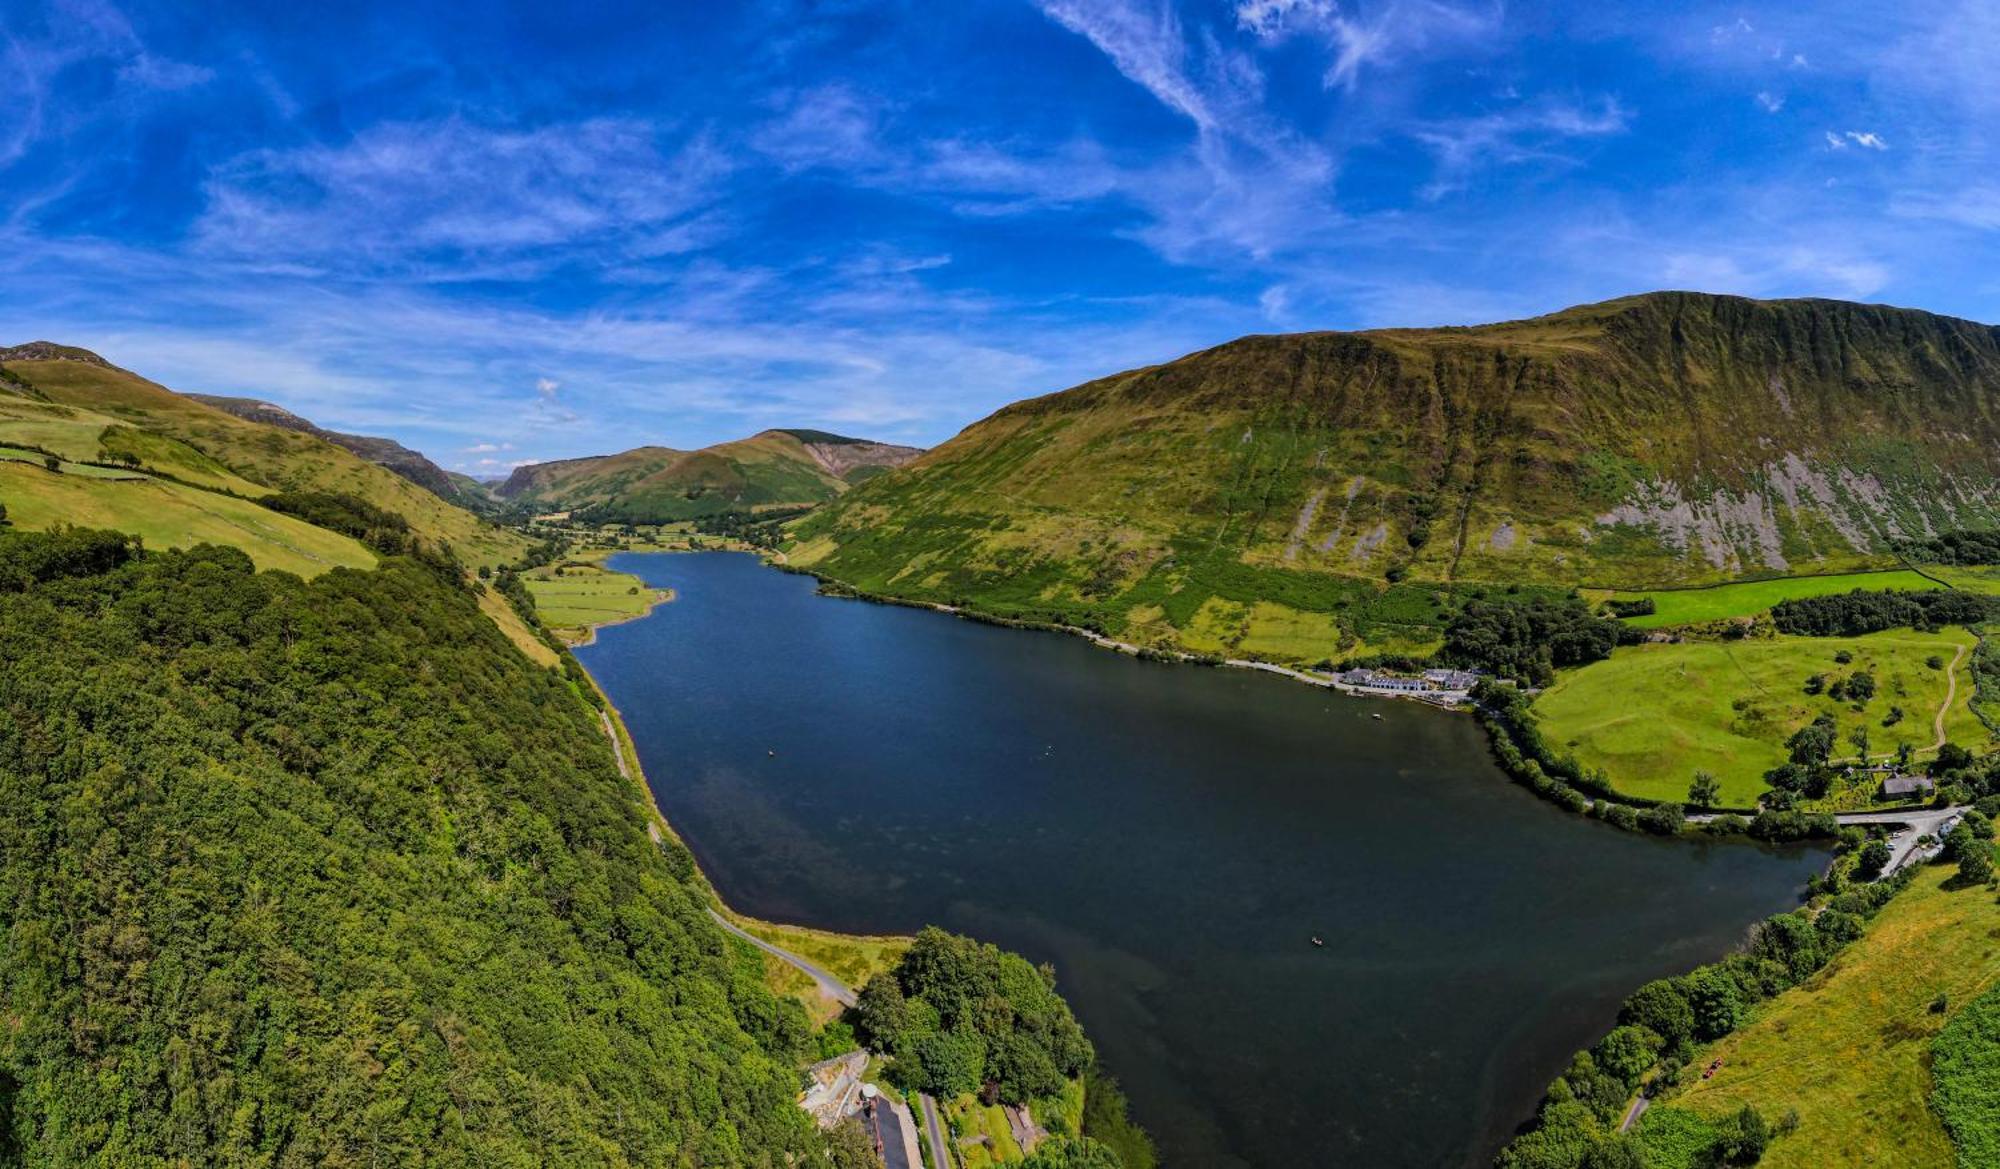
0,528,825,1165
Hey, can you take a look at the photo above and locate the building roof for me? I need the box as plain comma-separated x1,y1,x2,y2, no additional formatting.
1883,775,1936,795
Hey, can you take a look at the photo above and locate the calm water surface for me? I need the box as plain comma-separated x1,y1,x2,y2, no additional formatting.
580,552,1822,1168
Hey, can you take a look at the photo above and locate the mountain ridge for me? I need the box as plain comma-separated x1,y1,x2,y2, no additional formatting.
788,291,2000,658
186,392,480,508
499,428,923,522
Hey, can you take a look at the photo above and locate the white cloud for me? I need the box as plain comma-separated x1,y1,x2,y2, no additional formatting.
1414,97,1630,198
535,377,560,397
1755,91,1784,113
194,117,732,276
1845,130,1888,150
1035,0,1220,129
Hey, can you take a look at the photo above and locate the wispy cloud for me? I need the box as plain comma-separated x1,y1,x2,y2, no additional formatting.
1414,97,1629,198
194,117,731,277
1825,129,1888,151
1233,0,1500,91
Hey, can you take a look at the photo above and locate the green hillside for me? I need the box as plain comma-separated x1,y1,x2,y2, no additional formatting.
0,345,529,568
500,429,922,522
0,529,821,1163
790,293,2000,660
0,458,376,576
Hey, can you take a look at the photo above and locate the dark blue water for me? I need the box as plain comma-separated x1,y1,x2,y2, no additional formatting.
580,552,1822,1169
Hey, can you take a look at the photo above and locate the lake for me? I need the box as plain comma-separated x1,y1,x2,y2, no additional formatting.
579,551,1824,1168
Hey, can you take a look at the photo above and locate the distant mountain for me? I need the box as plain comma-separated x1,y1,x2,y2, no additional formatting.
186,393,485,510
788,292,2000,643
499,428,923,522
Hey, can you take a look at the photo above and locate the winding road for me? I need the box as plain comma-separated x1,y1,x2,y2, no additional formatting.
706,909,858,1007
1931,641,1969,752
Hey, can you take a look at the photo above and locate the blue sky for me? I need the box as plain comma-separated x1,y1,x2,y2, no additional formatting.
3,1,1996,472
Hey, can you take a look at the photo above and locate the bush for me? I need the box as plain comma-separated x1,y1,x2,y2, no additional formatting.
1637,804,1686,836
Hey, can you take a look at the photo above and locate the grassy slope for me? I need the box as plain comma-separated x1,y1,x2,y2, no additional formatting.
6,358,527,568
728,914,912,993
0,461,375,576
1599,569,1945,629
1656,849,2000,1168
523,563,671,639
1534,629,1983,804
791,294,2000,659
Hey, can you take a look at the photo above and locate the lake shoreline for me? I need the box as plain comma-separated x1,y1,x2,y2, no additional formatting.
579,550,1830,1169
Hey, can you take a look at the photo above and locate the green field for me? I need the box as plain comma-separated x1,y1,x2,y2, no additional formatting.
523,563,670,637
1922,564,2000,596
1534,629,1983,805
0,461,375,577
1654,841,2000,1168
1600,570,1945,629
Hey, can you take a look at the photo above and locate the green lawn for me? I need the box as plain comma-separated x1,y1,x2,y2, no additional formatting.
0,461,375,577
523,564,670,636
1534,629,1982,805
1600,570,1944,629
1653,842,2000,1168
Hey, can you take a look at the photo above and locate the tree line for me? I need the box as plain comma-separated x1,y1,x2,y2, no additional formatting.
1769,588,1994,637
1892,528,2000,565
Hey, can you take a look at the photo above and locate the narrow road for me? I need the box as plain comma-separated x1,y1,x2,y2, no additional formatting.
918,1092,954,1169
1931,641,1969,752
1617,1093,1650,1133
706,910,858,1007
599,711,630,779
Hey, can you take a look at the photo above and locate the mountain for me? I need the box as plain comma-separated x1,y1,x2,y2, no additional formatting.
787,293,2000,653
187,392,481,508
499,428,923,522
0,343,528,567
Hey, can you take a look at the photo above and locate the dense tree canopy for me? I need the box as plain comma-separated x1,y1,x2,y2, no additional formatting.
1893,529,2000,566
1441,596,1631,685
1769,588,1994,636
0,529,822,1165
853,928,1094,1106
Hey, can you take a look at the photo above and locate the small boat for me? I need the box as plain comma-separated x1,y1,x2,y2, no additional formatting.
1310,936,1324,948
1371,712,1384,721
767,749,777,757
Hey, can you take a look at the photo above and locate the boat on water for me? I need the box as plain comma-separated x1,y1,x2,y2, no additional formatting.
1310,936,1324,947
1371,712,1384,720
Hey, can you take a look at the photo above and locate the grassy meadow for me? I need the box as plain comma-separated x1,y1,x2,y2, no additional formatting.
1534,628,1982,805
1921,564,2000,596
523,562,670,638
1653,847,2000,1168
1597,570,1944,629
0,461,375,577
